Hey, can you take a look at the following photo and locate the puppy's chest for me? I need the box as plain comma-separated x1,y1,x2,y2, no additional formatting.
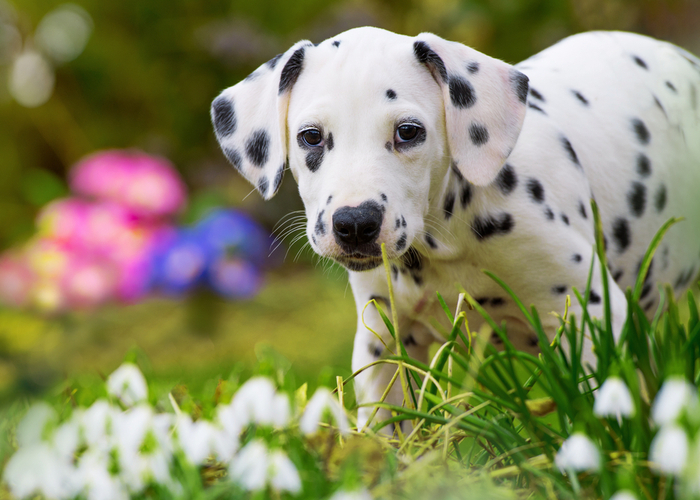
388,253,521,336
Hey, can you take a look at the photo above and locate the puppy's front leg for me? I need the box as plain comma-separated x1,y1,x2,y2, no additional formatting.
351,300,430,433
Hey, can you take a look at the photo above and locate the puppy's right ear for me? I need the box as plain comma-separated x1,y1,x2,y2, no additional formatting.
211,40,312,199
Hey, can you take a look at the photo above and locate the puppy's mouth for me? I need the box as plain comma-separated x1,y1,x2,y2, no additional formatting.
333,249,383,272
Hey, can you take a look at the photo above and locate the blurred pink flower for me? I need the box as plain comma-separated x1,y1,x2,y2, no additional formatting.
61,254,118,309
36,198,90,249
70,150,187,218
0,253,35,308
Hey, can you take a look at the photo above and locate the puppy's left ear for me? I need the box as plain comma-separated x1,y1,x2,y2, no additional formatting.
413,33,528,186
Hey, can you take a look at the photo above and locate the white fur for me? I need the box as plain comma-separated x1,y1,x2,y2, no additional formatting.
212,28,700,431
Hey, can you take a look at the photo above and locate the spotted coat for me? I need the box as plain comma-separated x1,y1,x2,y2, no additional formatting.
211,28,700,431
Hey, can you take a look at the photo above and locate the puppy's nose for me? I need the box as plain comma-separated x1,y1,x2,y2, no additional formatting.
332,202,383,247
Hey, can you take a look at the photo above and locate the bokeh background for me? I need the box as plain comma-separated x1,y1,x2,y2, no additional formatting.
0,0,699,406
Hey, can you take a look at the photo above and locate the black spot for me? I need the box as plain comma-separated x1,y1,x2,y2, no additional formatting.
266,53,283,69
386,89,397,100
561,213,570,225
490,297,505,307
371,345,382,358
469,123,489,145
552,285,567,294
425,233,438,249
315,210,326,235
257,176,269,195
212,97,237,137
403,334,417,347
578,201,588,219
632,55,648,69
544,206,555,220
451,161,464,182
632,118,650,145
223,147,243,171
529,88,545,101
627,182,647,217
666,81,677,92
589,290,601,304
245,130,270,167
401,247,423,270
653,95,667,117
475,297,489,306
305,148,324,173
572,254,582,263
273,164,285,193
471,213,514,241
311,234,317,245
327,132,334,151
444,192,456,220
460,183,472,209
526,178,545,203
413,41,447,83
332,40,340,47
327,195,333,205
396,233,407,251
467,61,480,74
395,218,401,229
613,270,624,283
674,266,696,290
655,184,667,212
641,283,653,299
449,76,476,108
636,153,651,177
279,46,309,94
491,331,504,345
572,90,589,105
643,299,656,312
528,103,546,114
412,273,423,286
612,218,631,253
391,264,399,280
561,136,580,167
401,216,407,228
380,193,388,202
511,70,529,104
528,336,539,347
496,164,517,194
385,141,393,152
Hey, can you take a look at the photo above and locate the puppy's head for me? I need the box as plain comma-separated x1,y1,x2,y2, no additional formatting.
211,27,528,272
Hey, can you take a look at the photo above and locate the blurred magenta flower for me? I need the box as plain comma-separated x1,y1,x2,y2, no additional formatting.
0,253,35,308
36,198,89,248
61,254,117,310
70,150,187,219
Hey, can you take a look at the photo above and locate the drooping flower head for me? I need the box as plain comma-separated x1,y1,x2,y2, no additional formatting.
554,433,601,473
593,376,635,421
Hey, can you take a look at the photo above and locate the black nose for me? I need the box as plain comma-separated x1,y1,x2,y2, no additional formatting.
332,202,383,248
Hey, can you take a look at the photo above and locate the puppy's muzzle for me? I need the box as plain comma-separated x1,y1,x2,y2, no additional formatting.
332,201,383,254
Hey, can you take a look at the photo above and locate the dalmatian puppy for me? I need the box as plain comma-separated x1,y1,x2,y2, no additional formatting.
211,27,700,429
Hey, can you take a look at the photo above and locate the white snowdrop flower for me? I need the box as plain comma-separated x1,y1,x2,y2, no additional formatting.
213,404,241,462
81,400,118,450
649,424,689,476
52,417,81,462
229,439,269,491
107,363,148,407
3,443,78,499
609,490,637,500
268,449,302,494
75,449,129,500
8,50,55,108
329,488,374,500
554,433,601,473
176,414,217,465
16,401,57,447
594,377,635,421
652,377,698,426
35,4,93,63
229,377,290,427
300,387,350,435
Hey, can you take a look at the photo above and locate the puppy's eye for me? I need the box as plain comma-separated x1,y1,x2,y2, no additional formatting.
300,128,323,147
395,124,421,143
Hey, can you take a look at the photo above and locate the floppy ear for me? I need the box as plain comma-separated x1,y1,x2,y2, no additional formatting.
413,33,529,186
211,40,313,199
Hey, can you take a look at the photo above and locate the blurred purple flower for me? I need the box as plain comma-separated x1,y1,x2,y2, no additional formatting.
149,229,208,296
207,257,262,299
